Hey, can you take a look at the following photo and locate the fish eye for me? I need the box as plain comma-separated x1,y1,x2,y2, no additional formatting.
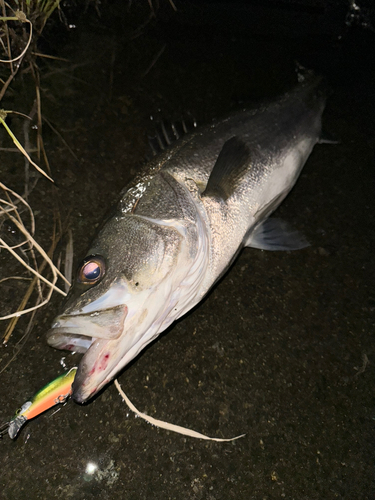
78,255,105,284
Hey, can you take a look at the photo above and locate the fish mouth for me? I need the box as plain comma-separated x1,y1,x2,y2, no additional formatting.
47,294,179,402
46,328,94,353
45,328,120,403
46,303,129,402
71,337,115,403
46,330,123,403
70,329,153,403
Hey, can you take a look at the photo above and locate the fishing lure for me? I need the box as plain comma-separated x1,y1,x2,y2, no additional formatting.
0,367,77,439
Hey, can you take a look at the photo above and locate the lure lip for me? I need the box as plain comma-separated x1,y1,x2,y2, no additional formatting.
8,415,27,439
0,420,10,438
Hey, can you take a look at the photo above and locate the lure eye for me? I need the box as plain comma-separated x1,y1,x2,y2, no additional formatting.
78,256,105,284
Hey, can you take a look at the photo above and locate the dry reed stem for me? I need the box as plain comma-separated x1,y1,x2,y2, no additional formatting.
0,0,13,73
1,211,67,343
2,257,54,342
64,229,73,293
0,1,68,347
32,67,51,175
0,14,32,64
168,0,177,11
0,235,63,298
1,215,68,293
1,272,56,322
0,183,69,336
0,276,31,284
0,114,54,182
31,52,69,62
0,181,35,233
114,379,245,442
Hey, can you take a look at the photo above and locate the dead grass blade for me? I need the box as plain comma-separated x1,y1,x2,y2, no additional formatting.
0,13,32,64
0,111,54,182
64,229,73,293
114,379,246,442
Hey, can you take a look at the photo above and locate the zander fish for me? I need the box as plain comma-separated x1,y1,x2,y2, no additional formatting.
47,75,326,403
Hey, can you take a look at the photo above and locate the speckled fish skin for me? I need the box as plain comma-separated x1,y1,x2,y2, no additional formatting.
46,76,326,403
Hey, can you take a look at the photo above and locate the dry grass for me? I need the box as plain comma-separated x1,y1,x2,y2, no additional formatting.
0,182,69,343
0,0,68,352
0,0,175,366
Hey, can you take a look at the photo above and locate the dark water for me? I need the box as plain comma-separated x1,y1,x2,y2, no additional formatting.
0,2,374,499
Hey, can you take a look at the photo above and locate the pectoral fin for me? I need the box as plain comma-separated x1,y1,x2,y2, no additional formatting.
203,136,252,201
245,218,309,251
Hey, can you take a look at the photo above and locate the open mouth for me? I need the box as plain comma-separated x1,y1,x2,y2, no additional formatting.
70,337,114,403
46,304,128,402
46,328,94,353
46,327,116,403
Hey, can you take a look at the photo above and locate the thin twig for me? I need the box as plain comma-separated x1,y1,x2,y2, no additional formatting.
168,0,177,11
31,52,69,62
0,69,18,102
43,116,79,161
0,147,38,152
141,44,166,78
0,0,13,72
0,276,31,284
1,303,39,372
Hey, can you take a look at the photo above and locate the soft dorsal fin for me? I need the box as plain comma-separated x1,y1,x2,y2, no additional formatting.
203,136,251,201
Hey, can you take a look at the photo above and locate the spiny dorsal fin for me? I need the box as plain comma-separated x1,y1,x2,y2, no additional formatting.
203,136,251,201
148,116,197,156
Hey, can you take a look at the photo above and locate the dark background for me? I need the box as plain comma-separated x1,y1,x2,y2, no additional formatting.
0,1,374,498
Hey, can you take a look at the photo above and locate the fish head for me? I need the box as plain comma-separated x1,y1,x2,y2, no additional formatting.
47,214,188,403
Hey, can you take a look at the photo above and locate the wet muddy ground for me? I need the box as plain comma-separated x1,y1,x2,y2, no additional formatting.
0,2,374,499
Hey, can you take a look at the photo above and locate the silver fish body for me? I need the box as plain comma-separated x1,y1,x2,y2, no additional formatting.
47,77,326,403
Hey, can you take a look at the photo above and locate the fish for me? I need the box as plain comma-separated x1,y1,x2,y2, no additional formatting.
46,75,326,403
1,367,77,439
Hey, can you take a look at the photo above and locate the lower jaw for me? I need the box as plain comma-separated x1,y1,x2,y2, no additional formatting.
70,337,115,403
71,382,97,403
46,328,94,353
